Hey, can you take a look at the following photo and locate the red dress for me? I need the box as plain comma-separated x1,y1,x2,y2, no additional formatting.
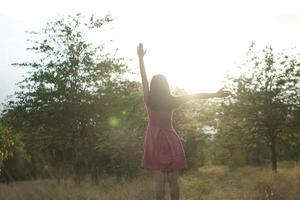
141,95,188,172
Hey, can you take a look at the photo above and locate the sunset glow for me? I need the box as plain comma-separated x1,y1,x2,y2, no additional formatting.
1,0,300,99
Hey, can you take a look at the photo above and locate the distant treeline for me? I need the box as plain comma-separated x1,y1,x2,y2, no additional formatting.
1,14,300,183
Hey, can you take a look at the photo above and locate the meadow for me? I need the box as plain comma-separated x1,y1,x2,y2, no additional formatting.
1,161,299,200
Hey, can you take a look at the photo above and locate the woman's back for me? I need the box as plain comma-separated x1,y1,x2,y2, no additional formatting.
147,107,174,129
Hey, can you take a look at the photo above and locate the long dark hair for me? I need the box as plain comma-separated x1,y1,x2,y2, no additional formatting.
147,74,174,111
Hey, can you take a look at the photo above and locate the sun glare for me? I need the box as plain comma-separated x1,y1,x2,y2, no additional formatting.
1,0,300,99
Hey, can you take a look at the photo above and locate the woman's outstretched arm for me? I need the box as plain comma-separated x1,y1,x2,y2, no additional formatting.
137,43,149,101
173,88,231,106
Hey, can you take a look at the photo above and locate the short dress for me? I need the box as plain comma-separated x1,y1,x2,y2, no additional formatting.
141,94,188,172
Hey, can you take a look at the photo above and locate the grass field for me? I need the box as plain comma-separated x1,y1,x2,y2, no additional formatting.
1,162,299,200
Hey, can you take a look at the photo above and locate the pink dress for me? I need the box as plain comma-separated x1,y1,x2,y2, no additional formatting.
141,95,188,172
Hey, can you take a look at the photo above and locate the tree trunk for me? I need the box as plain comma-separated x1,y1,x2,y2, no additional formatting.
270,136,277,172
92,168,99,185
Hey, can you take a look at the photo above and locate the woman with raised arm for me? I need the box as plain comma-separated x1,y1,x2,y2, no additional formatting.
137,43,231,200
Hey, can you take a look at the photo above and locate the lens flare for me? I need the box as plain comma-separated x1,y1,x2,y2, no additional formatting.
108,116,119,127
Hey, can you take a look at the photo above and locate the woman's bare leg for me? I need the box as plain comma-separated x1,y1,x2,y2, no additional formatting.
166,171,179,200
154,170,166,200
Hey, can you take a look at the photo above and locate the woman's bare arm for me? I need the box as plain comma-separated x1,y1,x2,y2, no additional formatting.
173,89,231,106
137,43,149,101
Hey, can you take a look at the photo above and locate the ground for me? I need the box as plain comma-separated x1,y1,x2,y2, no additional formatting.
1,162,299,200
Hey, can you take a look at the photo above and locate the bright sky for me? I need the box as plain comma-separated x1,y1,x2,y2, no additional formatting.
1,0,300,102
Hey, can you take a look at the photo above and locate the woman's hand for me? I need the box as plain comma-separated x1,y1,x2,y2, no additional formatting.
137,42,149,98
215,88,232,98
137,42,147,58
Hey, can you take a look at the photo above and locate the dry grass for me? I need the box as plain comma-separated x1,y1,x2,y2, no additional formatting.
1,162,300,200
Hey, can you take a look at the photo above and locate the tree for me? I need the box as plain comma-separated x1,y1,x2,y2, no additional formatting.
219,43,300,172
8,13,128,182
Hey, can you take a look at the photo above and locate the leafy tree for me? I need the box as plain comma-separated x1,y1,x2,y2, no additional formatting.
8,13,129,182
219,43,300,171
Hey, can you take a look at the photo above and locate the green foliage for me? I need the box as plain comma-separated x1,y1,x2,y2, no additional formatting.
0,126,14,170
2,13,138,181
1,14,300,183
215,43,300,170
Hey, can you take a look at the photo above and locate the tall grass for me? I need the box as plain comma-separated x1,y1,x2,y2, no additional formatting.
1,162,299,200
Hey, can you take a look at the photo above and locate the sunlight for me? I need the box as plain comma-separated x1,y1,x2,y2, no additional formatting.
1,1,300,199
144,44,233,93
2,0,300,96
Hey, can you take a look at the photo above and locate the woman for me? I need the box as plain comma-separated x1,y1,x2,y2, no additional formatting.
137,43,231,200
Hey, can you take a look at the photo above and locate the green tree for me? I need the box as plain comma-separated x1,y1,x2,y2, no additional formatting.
219,43,300,171
9,13,128,182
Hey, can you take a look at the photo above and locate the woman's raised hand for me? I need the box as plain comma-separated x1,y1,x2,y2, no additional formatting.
137,43,147,58
215,88,232,98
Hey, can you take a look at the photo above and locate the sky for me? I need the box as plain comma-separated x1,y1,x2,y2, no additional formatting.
1,0,300,103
